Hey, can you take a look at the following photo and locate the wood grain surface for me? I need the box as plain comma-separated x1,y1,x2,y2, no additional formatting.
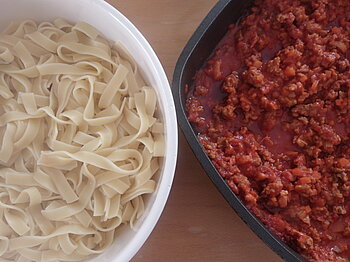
106,0,283,261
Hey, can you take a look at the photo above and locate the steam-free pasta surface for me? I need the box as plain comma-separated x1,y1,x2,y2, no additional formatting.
0,19,164,262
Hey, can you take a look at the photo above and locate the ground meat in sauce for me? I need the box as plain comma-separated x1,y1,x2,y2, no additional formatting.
186,0,350,261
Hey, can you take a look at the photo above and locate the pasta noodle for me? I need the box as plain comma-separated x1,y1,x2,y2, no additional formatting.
0,19,164,261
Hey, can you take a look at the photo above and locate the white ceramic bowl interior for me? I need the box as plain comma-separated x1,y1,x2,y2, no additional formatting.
0,0,178,261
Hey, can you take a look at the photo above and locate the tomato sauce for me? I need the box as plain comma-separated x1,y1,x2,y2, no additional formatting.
186,0,350,261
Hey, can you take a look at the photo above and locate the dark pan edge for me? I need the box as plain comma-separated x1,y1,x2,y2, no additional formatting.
172,0,306,261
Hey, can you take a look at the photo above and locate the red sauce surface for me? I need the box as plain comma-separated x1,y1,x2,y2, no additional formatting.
186,0,350,261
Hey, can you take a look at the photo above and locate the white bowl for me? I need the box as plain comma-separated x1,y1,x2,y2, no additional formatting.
0,0,178,261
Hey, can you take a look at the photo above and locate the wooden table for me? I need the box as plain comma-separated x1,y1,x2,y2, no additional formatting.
107,1,283,261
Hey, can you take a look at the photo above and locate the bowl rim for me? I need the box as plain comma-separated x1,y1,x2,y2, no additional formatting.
0,0,178,261
172,0,305,261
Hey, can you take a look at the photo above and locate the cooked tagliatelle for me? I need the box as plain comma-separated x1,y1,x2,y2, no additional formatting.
0,19,164,262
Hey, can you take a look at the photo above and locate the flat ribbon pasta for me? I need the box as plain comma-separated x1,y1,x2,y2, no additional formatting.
0,19,164,262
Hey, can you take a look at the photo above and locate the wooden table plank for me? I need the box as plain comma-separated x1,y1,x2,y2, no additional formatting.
106,1,283,261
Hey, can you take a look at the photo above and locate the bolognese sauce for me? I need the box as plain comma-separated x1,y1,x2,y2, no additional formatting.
186,0,350,261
